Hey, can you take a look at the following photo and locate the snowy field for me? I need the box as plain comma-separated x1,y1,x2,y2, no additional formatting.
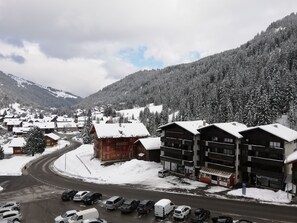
0,139,69,176
53,144,206,190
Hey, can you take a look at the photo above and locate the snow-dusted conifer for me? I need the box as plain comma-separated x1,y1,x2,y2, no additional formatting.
25,126,46,156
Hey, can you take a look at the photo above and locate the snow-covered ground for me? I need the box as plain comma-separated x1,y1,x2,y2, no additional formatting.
0,142,293,204
0,139,69,176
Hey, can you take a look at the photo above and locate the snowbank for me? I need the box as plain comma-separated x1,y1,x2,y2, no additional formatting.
227,188,291,203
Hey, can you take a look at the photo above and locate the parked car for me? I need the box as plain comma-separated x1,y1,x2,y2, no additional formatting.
0,206,20,217
154,199,175,218
158,169,170,178
68,208,99,223
61,189,78,201
234,220,254,223
137,200,155,214
105,196,125,210
190,208,210,223
82,192,102,205
119,199,140,213
173,205,191,220
73,191,90,202
0,202,20,210
82,218,108,223
212,216,233,223
0,210,22,222
55,209,78,223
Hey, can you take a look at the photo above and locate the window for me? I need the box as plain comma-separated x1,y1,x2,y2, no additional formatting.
224,138,233,143
269,141,281,148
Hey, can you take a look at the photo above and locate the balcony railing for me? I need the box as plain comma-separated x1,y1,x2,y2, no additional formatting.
205,141,235,149
161,146,182,155
208,152,235,162
160,155,182,164
206,162,235,171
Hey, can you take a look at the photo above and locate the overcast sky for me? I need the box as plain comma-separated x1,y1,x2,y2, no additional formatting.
0,0,296,97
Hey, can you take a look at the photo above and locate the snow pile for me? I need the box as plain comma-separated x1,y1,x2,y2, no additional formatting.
0,186,3,192
54,145,206,190
205,186,229,193
227,188,291,203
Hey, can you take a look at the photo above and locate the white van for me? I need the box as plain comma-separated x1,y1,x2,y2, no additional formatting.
154,199,175,218
68,208,99,223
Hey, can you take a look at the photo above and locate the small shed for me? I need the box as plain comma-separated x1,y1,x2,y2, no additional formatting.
134,137,161,162
45,133,60,147
9,137,26,154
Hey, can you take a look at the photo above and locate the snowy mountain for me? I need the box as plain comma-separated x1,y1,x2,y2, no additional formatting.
79,13,297,127
0,71,81,108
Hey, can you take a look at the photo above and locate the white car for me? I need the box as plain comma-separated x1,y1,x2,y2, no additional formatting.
0,210,22,222
55,210,78,223
0,201,20,210
82,219,108,223
73,191,90,201
0,206,20,217
173,205,191,220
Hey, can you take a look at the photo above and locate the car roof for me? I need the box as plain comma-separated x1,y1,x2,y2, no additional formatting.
107,196,121,201
76,191,89,195
176,205,189,210
2,210,19,216
139,200,150,204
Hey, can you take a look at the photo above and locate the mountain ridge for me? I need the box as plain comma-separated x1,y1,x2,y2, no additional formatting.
0,71,81,108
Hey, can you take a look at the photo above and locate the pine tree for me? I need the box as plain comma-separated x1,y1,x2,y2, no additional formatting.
0,146,4,160
81,111,93,144
25,126,46,156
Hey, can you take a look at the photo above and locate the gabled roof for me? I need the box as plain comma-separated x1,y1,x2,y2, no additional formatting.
92,123,150,138
45,133,60,141
284,150,297,164
6,119,22,126
198,122,247,138
135,137,161,150
35,122,55,129
9,137,26,147
240,123,297,142
158,120,207,135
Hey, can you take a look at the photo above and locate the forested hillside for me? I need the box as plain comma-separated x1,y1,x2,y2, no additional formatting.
80,13,297,128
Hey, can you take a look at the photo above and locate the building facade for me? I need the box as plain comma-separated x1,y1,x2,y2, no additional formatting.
91,123,150,162
198,122,247,187
239,124,297,190
158,121,206,178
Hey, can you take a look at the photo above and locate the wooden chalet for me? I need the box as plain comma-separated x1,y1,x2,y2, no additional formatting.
9,137,26,154
239,123,297,190
198,122,247,187
134,137,161,162
45,133,60,147
90,123,150,162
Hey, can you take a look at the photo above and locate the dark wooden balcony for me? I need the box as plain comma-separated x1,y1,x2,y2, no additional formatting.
252,145,284,155
252,156,283,167
160,155,182,164
208,152,235,162
207,162,235,171
161,137,182,145
206,141,235,149
161,146,182,155
251,167,283,179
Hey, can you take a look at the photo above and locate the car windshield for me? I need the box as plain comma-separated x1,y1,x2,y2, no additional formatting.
106,201,113,205
70,214,78,220
175,210,181,214
61,213,68,218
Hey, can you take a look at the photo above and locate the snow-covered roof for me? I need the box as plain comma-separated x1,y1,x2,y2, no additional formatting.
57,122,77,128
135,137,161,150
159,120,207,135
56,116,74,122
12,127,31,134
198,122,247,138
35,122,55,129
45,133,60,141
241,123,297,142
93,123,150,138
285,151,297,164
9,137,26,147
6,119,22,126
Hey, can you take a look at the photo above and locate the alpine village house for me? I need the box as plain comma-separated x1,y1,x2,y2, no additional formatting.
90,123,150,162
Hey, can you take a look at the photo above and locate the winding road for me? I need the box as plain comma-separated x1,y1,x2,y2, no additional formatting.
0,138,296,223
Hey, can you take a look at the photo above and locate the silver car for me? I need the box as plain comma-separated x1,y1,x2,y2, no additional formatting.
55,210,78,223
0,206,20,218
0,202,20,210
